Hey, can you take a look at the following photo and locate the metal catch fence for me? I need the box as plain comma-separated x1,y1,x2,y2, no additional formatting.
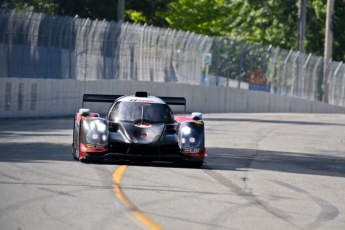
1,9,345,107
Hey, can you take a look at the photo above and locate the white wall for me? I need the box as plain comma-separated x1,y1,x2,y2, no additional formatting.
1,78,345,118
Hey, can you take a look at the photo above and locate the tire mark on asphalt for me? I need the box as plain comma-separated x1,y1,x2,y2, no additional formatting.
203,168,296,227
273,180,339,230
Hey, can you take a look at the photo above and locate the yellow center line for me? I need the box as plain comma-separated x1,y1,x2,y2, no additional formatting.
112,165,164,230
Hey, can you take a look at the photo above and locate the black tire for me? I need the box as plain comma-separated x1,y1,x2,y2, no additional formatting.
188,161,204,168
79,157,88,163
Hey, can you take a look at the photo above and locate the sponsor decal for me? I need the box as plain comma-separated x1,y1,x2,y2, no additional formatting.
130,99,154,103
87,143,105,150
183,147,200,154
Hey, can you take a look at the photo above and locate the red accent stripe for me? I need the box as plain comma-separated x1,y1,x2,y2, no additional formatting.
85,148,108,153
194,148,206,157
174,116,194,122
76,112,100,123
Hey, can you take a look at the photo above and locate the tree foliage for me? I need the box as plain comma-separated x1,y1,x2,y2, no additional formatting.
161,0,345,62
0,0,57,13
158,0,231,36
125,0,174,27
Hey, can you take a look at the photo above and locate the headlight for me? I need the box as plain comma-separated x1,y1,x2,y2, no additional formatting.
181,126,191,135
178,122,204,151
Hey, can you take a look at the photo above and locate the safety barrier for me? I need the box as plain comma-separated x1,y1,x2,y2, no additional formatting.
1,78,344,119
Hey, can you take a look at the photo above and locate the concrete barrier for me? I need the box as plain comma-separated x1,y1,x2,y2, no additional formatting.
1,78,344,118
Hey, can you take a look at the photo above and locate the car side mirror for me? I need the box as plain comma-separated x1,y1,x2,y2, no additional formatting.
192,112,202,121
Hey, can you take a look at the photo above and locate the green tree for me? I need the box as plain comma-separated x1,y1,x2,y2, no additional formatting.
159,0,231,36
0,0,58,13
125,0,174,27
225,0,298,50
161,0,298,48
162,0,345,61
0,0,173,27
307,0,345,61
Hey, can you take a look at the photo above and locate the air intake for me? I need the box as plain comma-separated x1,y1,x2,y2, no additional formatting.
135,91,148,97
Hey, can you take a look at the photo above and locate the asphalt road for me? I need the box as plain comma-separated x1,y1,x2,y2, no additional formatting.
0,113,345,230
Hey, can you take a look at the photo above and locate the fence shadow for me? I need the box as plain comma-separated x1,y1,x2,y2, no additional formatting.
203,147,345,178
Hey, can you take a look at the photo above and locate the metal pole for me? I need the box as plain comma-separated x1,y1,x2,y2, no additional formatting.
297,0,306,97
117,0,124,22
323,0,334,103
297,0,306,53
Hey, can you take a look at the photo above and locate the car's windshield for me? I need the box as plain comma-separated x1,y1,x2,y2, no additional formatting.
109,102,174,123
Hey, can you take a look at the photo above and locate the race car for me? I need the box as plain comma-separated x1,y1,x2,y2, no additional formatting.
71,92,206,168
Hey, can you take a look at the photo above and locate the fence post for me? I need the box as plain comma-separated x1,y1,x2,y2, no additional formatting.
22,12,32,78
58,17,69,79
291,51,300,96
6,10,16,78
312,57,322,100
302,53,312,98
45,16,53,79
269,46,280,93
215,37,225,86
68,15,78,79
261,45,272,88
341,68,345,106
247,44,257,89
323,59,332,102
282,49,292,95
332,61,343,105
238,43,248,88
226,40,237,87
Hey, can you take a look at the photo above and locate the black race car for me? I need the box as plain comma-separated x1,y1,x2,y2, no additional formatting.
72,92,206,167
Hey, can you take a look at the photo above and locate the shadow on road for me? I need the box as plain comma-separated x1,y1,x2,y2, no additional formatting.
203,147,345,178
1,142,344,178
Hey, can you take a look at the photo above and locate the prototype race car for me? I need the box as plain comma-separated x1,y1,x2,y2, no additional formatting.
72,92,206,167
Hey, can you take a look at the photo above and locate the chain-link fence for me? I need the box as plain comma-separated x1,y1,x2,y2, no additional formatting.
1,9,345,107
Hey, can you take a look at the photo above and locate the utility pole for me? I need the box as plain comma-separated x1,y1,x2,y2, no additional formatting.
297,0,306,53
117,0,124,22
297,0,306,97
323,0,334,103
